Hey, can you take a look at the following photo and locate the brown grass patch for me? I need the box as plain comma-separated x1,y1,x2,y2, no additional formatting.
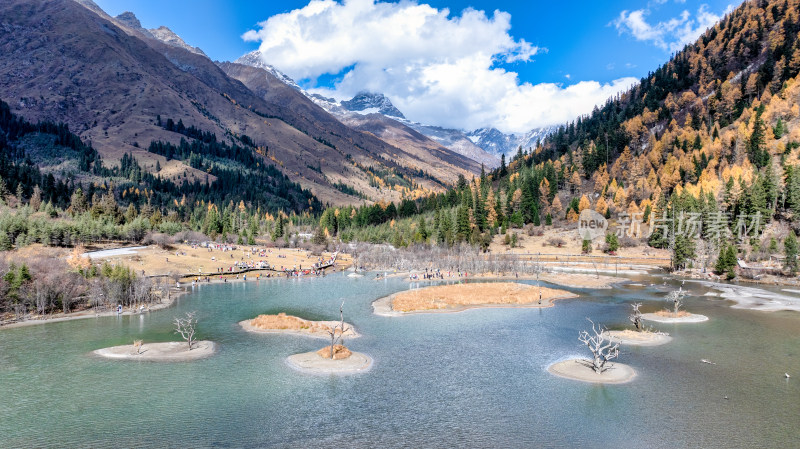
316,344,352,360
654,309,691,318
391,282,575,312
250,313,330,333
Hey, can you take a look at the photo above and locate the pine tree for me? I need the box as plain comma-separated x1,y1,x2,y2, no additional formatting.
440,209,453,245
456,206,470,242
748,107,768,168
785,231,799,274
415,216,428,243
672,233,696,270
473,186,486,231
773,117,785,138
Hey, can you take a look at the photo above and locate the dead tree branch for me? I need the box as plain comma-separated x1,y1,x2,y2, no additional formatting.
578,318,620,373
173,311,198,350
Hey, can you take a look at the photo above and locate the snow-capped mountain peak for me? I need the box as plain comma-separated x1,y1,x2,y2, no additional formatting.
340,92,405,119
235,51,302,91
466,127,555,158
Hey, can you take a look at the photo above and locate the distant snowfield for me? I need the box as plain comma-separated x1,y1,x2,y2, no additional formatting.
693,281,800,312
81,246,148,259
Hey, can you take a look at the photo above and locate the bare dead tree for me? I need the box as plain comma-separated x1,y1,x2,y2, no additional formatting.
666,287,687,315
325,301,351,359
578,318,620,374
173,311,198,350
629,302,643,331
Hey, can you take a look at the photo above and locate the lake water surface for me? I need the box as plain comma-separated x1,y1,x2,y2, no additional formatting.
1,274,799,448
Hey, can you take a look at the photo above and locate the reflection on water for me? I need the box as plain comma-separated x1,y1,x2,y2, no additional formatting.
1,273,799,448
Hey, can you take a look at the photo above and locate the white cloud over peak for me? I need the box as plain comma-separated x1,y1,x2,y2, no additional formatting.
614,4,726,53
243,0,636,133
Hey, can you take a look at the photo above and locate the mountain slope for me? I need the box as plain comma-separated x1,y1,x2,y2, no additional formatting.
0,0,470,206
219,61,484,188
486,0,800,263
302,90,501,168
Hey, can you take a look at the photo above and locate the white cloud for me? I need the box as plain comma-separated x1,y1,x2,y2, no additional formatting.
614,4,725,53
242,0,636,133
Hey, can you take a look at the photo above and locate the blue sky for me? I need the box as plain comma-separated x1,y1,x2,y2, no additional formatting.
96,0,740,132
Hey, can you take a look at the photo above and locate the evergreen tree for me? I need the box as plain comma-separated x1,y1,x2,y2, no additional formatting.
499,154,508,178
748,107,769,168
439,209,453,245
773,117,785,138
672,233,696,270
455,206,471,242
415,216,428,243
605,233,619,253
473,186,486,231
785,231,799,274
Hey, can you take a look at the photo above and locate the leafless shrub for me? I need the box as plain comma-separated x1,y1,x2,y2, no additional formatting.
629,302,643,331
17,256,88,315
173,231,208,244
546,237,566,248
144,232,173,250
619,235,640,248
325,302,351,359
349,242,546,276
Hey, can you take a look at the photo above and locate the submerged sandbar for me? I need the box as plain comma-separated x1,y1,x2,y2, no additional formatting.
641,312,708,323
286,350,373,374
373,282,577,316
548,359,636,384
604,330,673,346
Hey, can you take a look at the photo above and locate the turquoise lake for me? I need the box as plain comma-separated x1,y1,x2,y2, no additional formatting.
1,273,799,448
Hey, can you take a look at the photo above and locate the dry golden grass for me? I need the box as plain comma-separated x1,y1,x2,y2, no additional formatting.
247,313,355,337
654,309,691,318
78,243,349,278
250,313,325,333
316,344,352,360
391,282,576,312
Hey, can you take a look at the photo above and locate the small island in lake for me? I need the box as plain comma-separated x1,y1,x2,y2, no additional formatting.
373,282,577,316
549,319,636,384
604,302,672,346
93,341,217,361
286,345,373,374
604,329,673,346
640,311,709,323
641,287,708,323
239,313,359,338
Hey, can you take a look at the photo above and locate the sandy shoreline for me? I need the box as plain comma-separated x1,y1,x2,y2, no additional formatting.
373,282,577,316
239,316,360,339
93,340,217,361
604,330,673,346
548,359,636,384
286,350,373,374
641,312,708,323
